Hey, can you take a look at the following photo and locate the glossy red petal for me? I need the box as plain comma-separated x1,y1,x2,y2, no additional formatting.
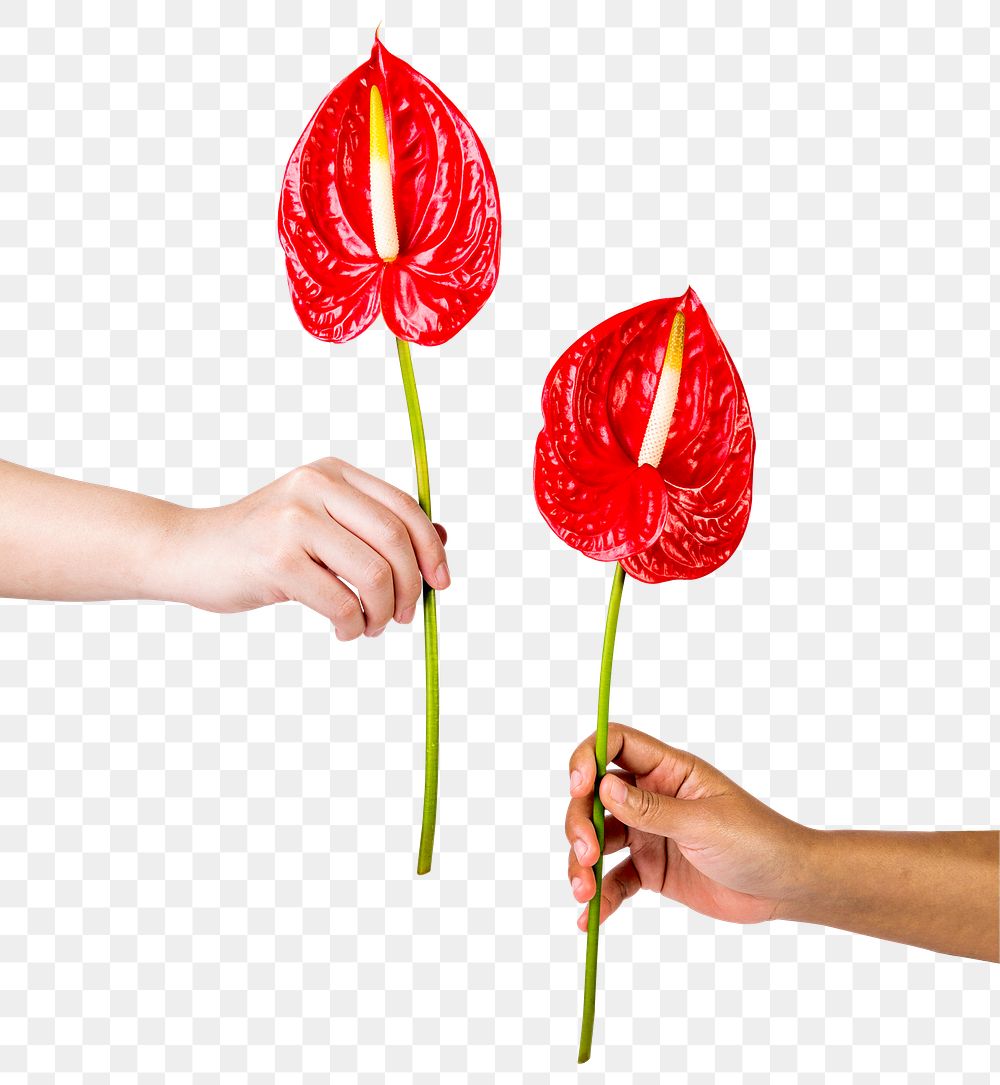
534,290,755,584
374,42,501,346
620,392,754,583
535,431,668,561
278,37,500,347
533,305,676,560
278,50,383,343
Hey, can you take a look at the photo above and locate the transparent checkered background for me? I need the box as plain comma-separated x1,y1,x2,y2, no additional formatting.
1,0,997,1081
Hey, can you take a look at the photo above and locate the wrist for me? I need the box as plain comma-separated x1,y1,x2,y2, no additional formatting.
774,828,880,929
129,500,203,604
771,825,832,924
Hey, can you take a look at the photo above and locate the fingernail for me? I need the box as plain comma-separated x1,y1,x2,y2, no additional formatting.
571,877,584,898
366,624,387,638
573,839,588,863
398,605,416,624
570,769,583,791
578,908,588,929
605,776,627,805
435,561,451,589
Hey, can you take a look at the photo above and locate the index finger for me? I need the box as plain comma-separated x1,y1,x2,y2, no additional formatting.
338,462,450,589
570,723,691,796
607,724,676,776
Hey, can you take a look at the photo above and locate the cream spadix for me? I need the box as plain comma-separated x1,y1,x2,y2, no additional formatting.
637,311,685,469
369,85,399,262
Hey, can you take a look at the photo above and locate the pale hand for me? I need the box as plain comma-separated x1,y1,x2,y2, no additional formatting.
0,457,449,641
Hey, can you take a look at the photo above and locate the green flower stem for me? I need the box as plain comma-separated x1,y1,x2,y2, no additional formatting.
578,560,627,1064
395,336,440,876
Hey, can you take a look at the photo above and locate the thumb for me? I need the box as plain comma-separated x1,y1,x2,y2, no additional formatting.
599,773,699,839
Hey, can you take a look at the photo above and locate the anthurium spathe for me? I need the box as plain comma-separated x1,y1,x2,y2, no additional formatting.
534,289,755,1061
277,31,502,876
278,32,501,347
534,287,754,584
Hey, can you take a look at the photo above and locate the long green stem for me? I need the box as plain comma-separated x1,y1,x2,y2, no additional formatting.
395,336,440,876
578,561,626,1063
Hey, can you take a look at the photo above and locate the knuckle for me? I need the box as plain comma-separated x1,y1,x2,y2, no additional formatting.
570,740,590,771
364,558,392,591
284,463,324,494
335,593,362,626
634,788,657,824
389,486,420,515
277,501,310,531
380,515,409,549
401,572,423,606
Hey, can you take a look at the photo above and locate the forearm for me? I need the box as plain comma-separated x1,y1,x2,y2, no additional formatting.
0,460,190,603
782,828,999,961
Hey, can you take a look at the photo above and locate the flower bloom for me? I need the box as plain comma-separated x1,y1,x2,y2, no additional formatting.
534,288,755,584
278,33,501,347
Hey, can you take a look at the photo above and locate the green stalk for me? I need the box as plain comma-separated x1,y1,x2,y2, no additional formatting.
578,560,627,1063
395,336,440,876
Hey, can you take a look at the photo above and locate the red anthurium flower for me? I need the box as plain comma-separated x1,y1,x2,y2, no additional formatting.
534,288,755,584
278,32,501,347
543,290,757,1062
276,31,502,877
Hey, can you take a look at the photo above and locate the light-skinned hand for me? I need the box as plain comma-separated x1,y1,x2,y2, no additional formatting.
168,458,449,639
0,457,449,641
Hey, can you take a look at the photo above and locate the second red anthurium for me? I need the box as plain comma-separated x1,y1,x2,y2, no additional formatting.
534,289,756,1061
534,288,755,584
